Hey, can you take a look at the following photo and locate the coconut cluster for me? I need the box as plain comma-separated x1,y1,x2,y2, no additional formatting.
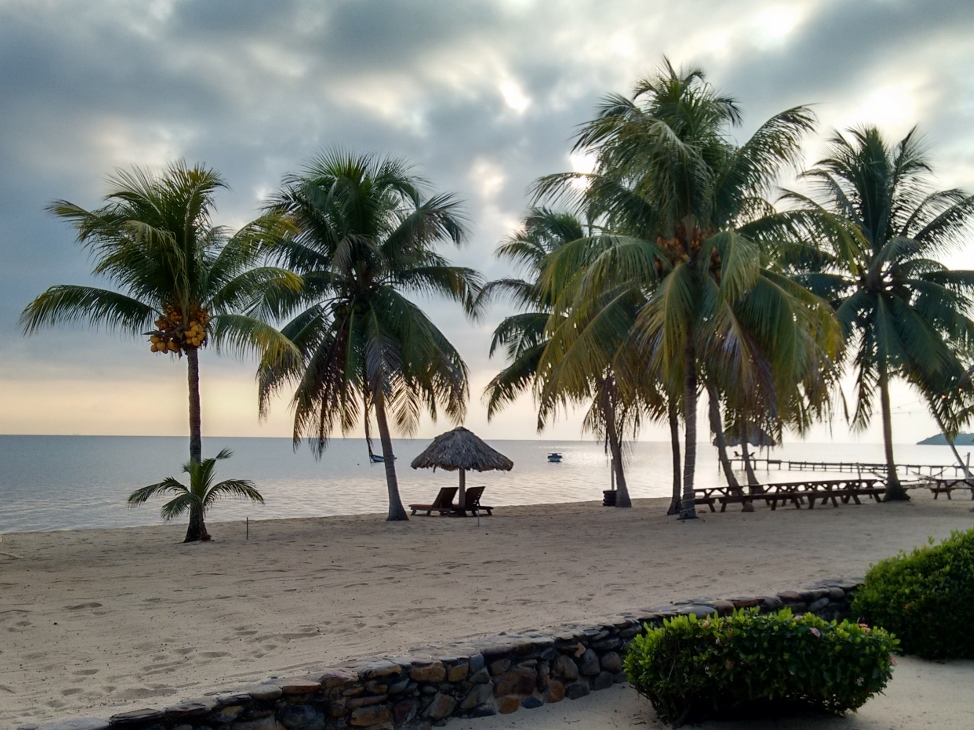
147,305,209,355
652,225,722,282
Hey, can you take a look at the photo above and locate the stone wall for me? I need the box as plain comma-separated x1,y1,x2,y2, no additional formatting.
29,577,861,730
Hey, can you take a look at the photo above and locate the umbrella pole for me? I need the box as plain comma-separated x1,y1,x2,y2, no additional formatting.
458,468,466,510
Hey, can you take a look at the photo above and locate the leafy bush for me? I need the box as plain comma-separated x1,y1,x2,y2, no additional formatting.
852,528,974,659
624,609,897,727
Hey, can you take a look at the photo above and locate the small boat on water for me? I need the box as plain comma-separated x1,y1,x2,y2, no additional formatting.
369,453,397,463
547,452,562,463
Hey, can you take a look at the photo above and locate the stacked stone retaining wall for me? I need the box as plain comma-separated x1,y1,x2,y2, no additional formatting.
25,578,861,730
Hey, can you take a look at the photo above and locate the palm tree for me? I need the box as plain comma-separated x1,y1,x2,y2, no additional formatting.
483,208,648,508
21,162,299,540
535,61,839,518
538,287,654,510
481,209,576,423
128,448,263,542
257,150,481,521
786,126,974,500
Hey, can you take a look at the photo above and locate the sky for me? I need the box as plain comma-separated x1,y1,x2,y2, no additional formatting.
2,0,974,445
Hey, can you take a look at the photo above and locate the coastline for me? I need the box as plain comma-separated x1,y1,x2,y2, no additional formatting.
1,496,972,726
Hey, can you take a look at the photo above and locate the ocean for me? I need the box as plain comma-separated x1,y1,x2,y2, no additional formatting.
0,435,969,533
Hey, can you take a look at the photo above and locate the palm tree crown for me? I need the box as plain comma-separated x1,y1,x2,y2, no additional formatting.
128,448,263,542
257,150,482,521
535,61,839,517
482,208,646,507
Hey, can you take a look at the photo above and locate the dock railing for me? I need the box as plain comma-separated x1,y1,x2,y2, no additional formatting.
728,457,969,478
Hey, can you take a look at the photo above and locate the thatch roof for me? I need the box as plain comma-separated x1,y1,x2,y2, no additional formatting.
411,427,514,472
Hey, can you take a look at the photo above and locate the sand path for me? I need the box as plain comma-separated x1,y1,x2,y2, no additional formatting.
1,495,971,726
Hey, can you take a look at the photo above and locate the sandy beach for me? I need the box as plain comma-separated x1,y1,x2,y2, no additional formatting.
1,495,972,727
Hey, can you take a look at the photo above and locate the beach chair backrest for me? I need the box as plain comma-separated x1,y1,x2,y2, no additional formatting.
464,486,485,508
433,487,458,507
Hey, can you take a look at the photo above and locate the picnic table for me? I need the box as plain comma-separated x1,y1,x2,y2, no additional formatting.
927,477,974,500
694,478,885,513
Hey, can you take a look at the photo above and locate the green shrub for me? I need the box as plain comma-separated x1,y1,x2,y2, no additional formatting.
624,609,897,727
852,528,974,659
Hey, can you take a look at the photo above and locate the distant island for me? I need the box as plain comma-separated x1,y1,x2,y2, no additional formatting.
918,433,974,445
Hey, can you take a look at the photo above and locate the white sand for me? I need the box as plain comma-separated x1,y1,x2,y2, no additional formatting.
1,495,972,727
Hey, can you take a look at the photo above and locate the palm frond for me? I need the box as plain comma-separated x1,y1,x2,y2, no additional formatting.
21,286,155,336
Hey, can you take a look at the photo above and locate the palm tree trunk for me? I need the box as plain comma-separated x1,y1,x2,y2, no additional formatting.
946,436,971,479
707,383,741,493
183,348,210,542
187,348,202,464
603,394,631,508
680,340,699,520
373,394,409,521
184,507,211,543
879,365,908,501
932,410,971,478
740,441,762,493
612,453,631,507
668,402,682,515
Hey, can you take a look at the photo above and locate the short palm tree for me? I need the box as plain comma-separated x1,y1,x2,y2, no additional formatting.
21,162,299,539
128,448,263,542
786,126,974,499
483,208,650,508
481,208,576,422
257,150,481,521
535,61,838,518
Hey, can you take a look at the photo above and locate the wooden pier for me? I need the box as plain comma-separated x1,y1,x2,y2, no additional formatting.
728,457,969,477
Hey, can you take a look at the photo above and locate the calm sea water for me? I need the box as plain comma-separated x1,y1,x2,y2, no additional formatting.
0,435,969,533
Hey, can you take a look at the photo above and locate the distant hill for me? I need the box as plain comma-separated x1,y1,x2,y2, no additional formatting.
918,433,974,445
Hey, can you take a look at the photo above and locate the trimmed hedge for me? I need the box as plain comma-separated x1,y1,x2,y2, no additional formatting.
852,528,974,659
624,609,897,727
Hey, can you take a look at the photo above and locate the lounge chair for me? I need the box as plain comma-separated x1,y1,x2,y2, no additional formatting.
453,486,493,516
409,487,458,516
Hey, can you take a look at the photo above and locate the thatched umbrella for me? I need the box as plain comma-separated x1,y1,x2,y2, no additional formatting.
411,427,513,509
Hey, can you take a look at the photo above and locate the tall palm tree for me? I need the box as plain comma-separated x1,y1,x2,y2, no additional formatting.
535,61,839,518
21,162,298,541
128,448,263,542
786,126,974,500
257,150,481,521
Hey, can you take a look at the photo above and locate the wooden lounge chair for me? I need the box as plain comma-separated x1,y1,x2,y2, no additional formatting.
409,487,458,516
453,486,493,516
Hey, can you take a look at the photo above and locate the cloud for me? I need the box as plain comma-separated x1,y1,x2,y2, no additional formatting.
2,0,973,440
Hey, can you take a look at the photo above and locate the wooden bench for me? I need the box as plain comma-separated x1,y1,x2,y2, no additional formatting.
693,486,741,512
694,478,885,512
693,487,763,512
928,477,974,499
